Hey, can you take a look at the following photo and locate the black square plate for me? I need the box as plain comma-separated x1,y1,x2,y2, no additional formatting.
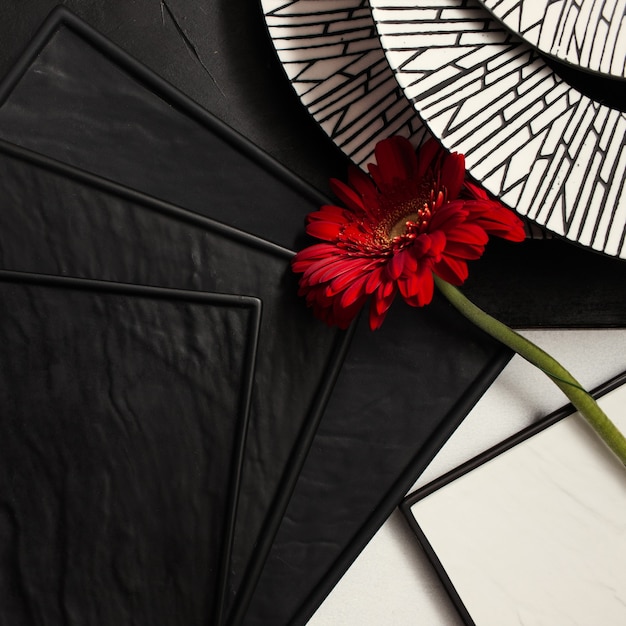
0,270,260,625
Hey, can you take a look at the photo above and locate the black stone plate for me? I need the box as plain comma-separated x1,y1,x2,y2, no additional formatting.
0,8,325,251
238,302,510,625
0,137,349,623
0,10,512,625
0,270,260,626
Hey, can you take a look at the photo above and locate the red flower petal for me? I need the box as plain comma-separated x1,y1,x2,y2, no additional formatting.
433,255,469,285
330,177,367,213
369,281,397,329
292,244,338,273
369,304,391,330
306,219,343,241
440,152,465,201
339,274,370,308
416,138,440,179
470,206,526,241
365,266,385,294
445,223,489,246
320,257,379,285
463,180,489,200
328,259,380,295
401,266,434,308
307,204,349,222
427,230,447,257
348,165,381,210
408,233,433,260
372,136,417,187
428,201,469,232
443,239,485,260
387,248,407,280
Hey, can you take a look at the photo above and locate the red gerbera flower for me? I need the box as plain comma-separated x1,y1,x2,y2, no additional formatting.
292,136,525,330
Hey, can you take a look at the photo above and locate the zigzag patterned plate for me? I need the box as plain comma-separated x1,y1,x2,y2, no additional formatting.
478,0,626,79
371,0,626,258
260,0,429,167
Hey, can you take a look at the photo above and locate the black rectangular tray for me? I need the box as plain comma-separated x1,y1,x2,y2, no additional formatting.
0,269,260,626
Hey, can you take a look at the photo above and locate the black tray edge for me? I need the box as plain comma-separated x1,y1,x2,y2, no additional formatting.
0,5,332,212
229,315,357,625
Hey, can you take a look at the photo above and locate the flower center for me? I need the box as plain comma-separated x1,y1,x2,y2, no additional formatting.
388,212,422,239
384,200,433,243
376,179,438,244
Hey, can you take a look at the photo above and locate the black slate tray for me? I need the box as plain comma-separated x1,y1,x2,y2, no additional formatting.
0,9,516,625
0,134,349,623
0,8,320,251
239,303,510,625
0,269,261,626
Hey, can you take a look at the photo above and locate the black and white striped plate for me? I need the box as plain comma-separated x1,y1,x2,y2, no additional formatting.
261,0,626,255
478,0,626,79
370,0,626,258
260,0,429,167
260,0,553,239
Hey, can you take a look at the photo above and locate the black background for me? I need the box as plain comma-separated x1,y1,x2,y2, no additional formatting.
0,0,347,192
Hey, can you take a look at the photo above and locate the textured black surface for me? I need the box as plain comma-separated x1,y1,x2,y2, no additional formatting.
0,0,346,194
0,17,321,251
240,299,509,625
0,271,260,626
0,139,346,621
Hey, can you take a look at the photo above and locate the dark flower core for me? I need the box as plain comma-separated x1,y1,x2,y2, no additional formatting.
383,182,436,241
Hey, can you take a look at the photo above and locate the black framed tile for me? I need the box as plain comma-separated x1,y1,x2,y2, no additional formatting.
402,371,626,626
238,301,510,625
0,7,326,251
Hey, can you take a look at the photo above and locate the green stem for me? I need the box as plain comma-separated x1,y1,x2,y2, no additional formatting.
434,275,626,467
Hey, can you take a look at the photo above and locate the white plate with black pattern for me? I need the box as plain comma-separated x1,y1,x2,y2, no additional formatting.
370,0,626,258
260,0,553,239
260,0,430,167
478,0,626,79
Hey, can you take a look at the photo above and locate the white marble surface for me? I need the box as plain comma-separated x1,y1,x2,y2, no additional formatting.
308,328,626,625
413,383,626,625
